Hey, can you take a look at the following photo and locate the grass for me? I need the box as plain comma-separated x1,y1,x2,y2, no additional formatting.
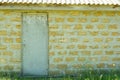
0,69,120,80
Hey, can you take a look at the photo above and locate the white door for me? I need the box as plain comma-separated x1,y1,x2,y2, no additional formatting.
22,13,48,76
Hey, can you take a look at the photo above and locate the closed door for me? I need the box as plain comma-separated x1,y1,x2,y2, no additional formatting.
22,13,48,76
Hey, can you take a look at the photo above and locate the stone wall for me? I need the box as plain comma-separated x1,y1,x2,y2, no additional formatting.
0,10,120,75
0,11,22,72
48,11,120,75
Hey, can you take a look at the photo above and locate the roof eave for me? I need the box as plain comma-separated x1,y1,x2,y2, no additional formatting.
0,3,120,11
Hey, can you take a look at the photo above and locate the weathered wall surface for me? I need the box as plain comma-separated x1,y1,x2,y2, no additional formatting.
0,10,120,75
48,11,120,75
0,11,22,72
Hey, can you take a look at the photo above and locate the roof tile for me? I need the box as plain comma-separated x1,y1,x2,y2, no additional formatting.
0,0,120,5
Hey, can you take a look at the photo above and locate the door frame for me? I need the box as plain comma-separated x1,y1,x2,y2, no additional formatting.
21,12,49,76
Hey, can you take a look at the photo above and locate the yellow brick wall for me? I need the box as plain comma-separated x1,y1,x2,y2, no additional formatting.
0,11,22,72
48,11,120,75
0,10,120,75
